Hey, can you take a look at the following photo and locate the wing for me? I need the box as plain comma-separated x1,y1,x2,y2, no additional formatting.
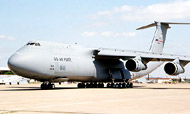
94,48,190,65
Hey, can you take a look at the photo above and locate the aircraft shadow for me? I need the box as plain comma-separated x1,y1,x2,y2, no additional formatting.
0,86,142,91
0,86,79,91
0,85,190,91
133,85,190,90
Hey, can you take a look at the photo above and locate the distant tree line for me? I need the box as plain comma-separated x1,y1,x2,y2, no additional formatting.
0,71,14,75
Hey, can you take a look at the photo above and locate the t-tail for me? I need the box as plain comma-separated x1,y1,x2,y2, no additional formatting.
137,21,190,54
131,21,190,80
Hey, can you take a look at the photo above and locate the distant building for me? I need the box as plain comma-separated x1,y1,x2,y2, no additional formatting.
0,67,29,85
146,77,190,84
146,77,172,83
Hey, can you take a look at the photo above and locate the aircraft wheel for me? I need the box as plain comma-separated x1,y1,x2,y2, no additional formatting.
81,83,86,88
129,82,133,88
47,83,55,89
100,83,104,88
93,82,97,88
98,83,104,88
107,83,111,88
47,83,51,89
86,83,90,88
97,83,101,88
115,83,119,88
78,83,85,88
122,83,126,88
111,83,115,88
52,84,55,88
90,82,94,88
118,83,122,88
41,83,47,90
77,83,82,88
126,83,130,88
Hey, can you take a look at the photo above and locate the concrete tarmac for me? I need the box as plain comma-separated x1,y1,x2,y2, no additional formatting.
0,83,190,114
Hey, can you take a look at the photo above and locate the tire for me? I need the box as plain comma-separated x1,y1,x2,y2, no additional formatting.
122,83,126,88
118,83,122,88
115,83,119,88
126,83,130,88
93,83,97,88
51,84,55,89
97,83,101,88
77,83,82,88
41,84,46,90
101,83,104,88
86,83,90,88
111,83,115,88
81,83,86,88
129,83,133,88
107,83,110,88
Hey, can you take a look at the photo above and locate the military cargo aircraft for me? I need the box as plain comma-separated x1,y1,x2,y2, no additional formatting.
8,22,190,89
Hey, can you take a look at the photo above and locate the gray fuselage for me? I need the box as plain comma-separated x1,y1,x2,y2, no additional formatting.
8,41,163,82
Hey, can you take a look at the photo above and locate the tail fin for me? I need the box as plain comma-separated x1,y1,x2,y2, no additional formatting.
137,21,190,54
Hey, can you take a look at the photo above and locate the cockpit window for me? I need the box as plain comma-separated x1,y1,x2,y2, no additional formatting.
26,42,41,46
35,43,41,46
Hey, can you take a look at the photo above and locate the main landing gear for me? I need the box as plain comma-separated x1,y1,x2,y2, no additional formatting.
77,82,133,88
41,82,55,90
77,82,104,88
106,82,133,88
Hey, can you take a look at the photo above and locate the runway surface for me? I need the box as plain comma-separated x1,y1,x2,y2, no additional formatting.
0,83,190,114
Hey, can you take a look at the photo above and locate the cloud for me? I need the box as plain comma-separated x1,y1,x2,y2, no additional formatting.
82,22,109,28
0,35,16,41
81,32,98,37
81,31,136,38
92,0,190,22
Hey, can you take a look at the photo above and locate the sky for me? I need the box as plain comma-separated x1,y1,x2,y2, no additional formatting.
1,0,190,78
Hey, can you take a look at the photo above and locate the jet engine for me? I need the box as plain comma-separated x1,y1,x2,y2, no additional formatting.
125,59,147,72
164,62,185,75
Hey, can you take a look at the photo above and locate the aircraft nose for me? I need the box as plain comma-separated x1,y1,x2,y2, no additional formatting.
8,53,22,70
8,52,42,78
7,52,29,74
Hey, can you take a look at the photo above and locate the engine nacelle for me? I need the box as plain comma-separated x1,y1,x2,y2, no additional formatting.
164,62,185,75
125,59,147,72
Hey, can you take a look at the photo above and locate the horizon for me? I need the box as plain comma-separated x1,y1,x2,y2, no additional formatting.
1,0,190,78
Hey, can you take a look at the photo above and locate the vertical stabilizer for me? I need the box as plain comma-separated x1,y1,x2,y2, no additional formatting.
136,21,190,54
149,22,169,54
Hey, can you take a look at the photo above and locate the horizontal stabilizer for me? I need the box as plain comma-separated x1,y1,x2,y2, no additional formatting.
136,23,156,30
136,21,190,30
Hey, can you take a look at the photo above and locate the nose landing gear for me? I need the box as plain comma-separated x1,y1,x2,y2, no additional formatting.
41,82,55,90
